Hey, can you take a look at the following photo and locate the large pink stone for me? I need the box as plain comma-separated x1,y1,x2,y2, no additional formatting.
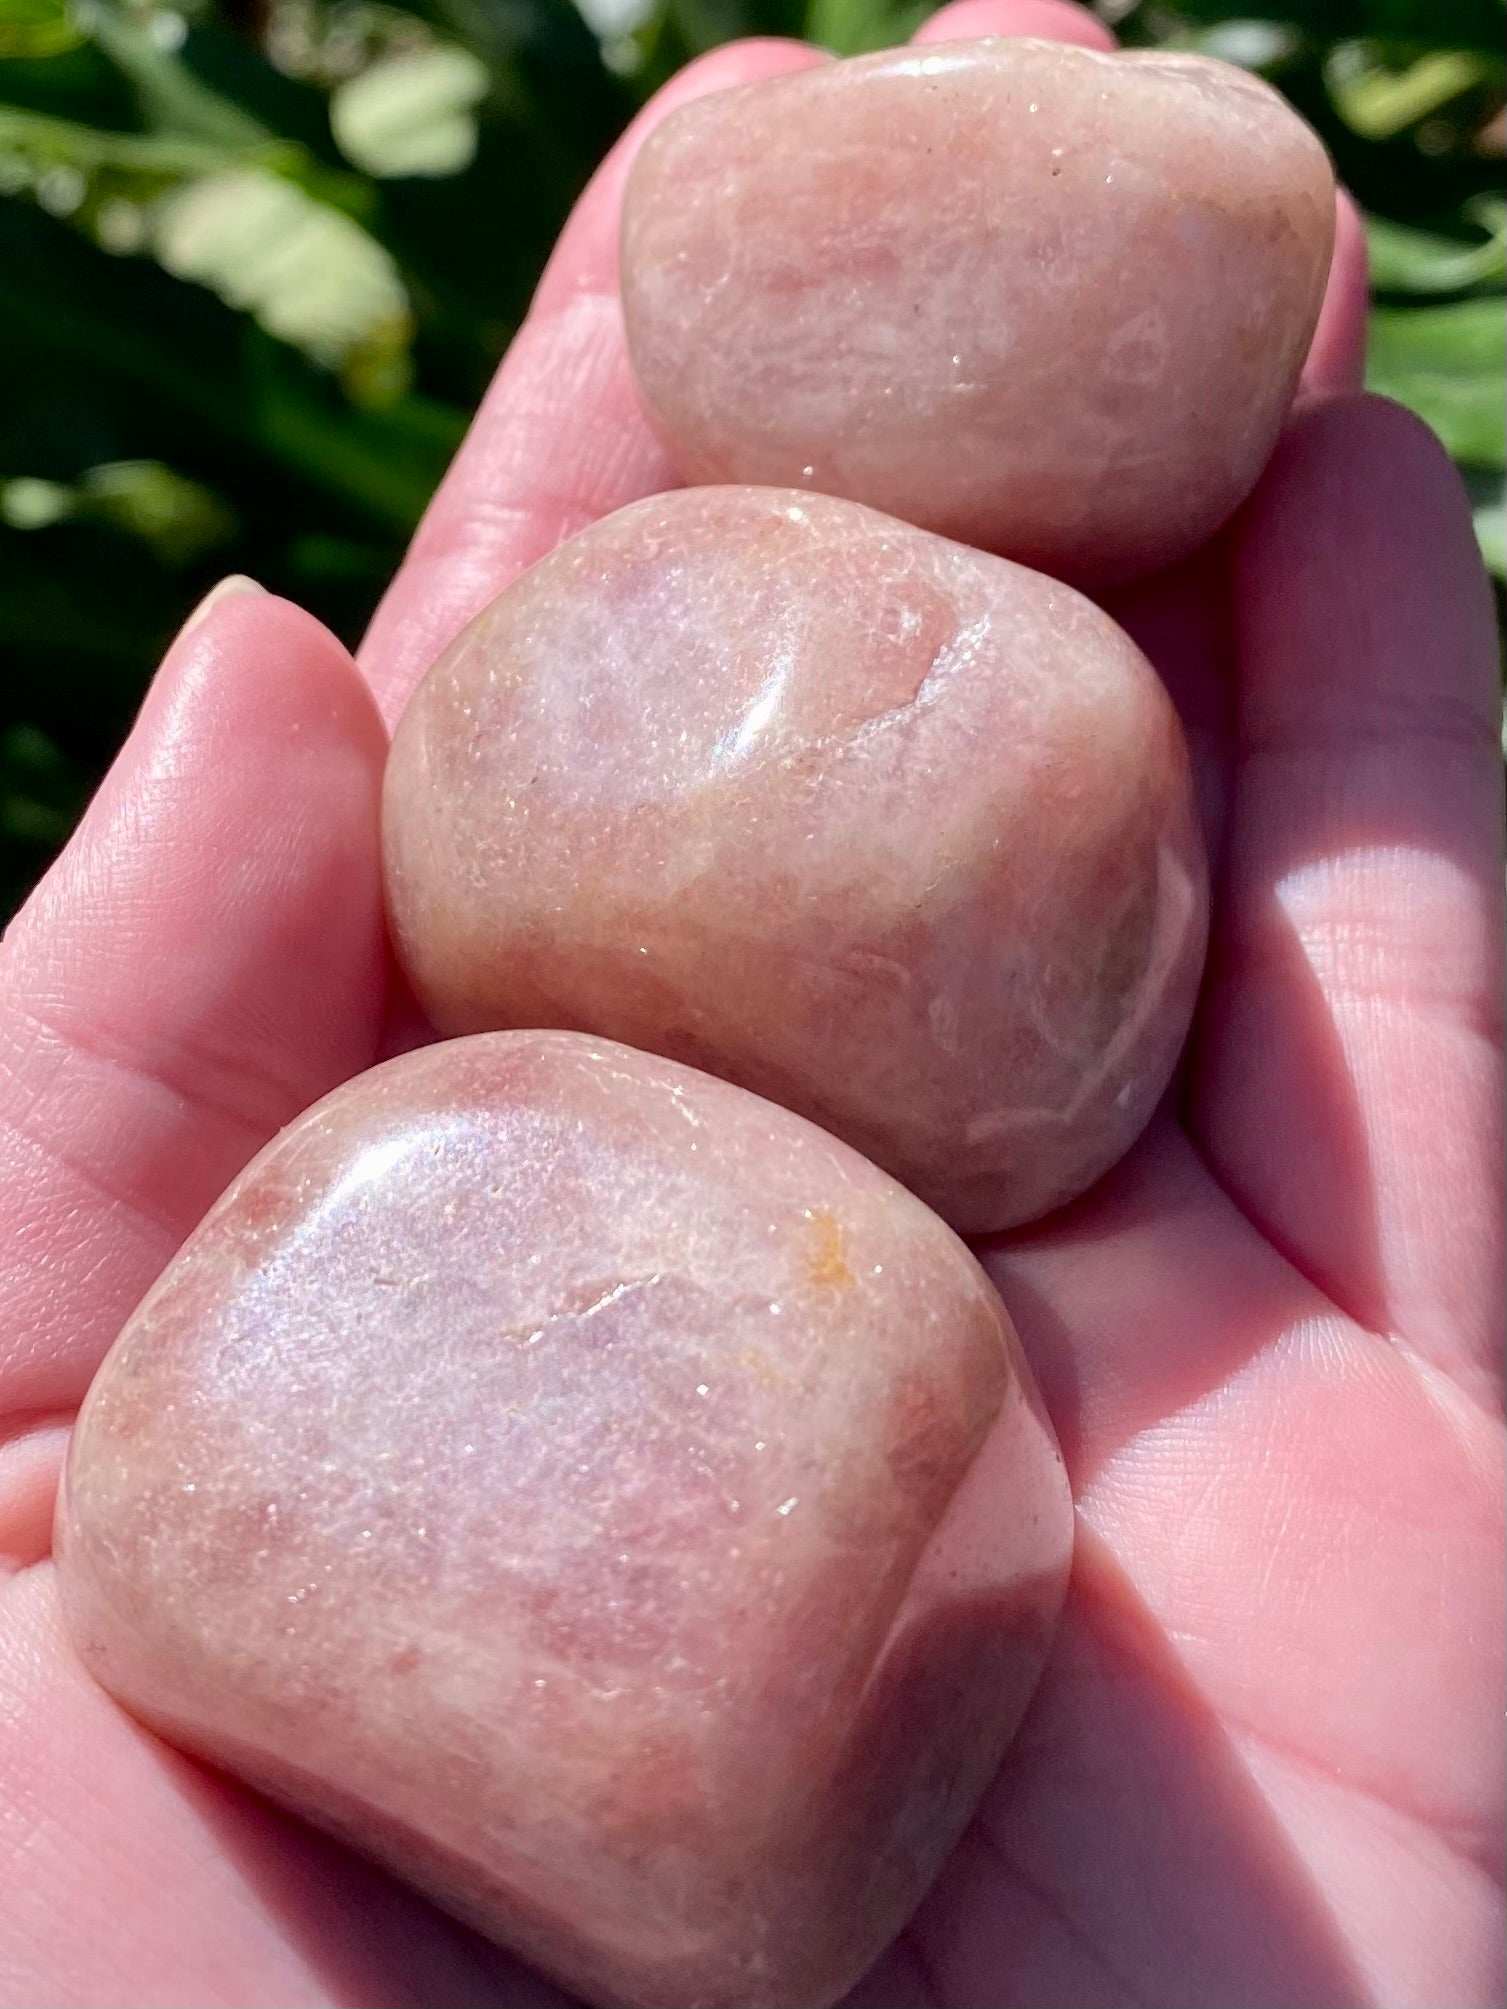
383,486,1208,1233
621,38,1334,585
56,1032,1071,2009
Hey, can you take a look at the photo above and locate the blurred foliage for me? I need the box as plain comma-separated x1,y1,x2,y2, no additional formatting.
0,0,1502,912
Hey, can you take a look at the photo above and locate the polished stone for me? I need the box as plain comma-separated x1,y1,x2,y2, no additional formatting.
621,38,1335,585
383,487,1208,1232
56,1031,1073,2009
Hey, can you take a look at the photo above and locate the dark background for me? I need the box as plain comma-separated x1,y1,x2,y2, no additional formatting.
1,0,1502,915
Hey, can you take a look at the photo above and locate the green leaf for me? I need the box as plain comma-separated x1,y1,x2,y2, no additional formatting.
82,0,268,146
1474,498,1505,577
1157,0,1507,59
0,0,85,59
1464,469,1506,578
331,46,491,178
1366,300,1507,468
803,0,929,55
1178,19,1303,71
0,96,381,236
0,102,283,178
2,459,237,561
1328,44,1499,141
151,167,412,368
0,475,71,528
1366,199,1507,294
0,201,456,532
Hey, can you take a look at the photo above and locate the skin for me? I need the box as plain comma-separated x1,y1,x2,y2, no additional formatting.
0,3,1500,2006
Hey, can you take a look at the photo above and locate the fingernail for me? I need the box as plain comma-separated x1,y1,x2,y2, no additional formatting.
177,574,265,640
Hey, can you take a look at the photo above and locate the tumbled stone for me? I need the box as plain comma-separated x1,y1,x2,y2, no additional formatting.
621,38,1334,585
56,1031,1072,2009
383,487,1208,1233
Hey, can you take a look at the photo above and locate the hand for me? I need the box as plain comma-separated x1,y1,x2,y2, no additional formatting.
1,4,1500,2005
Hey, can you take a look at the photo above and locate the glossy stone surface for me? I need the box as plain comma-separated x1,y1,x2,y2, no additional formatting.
56,1032,1072,2009
383,488,1208,1233
621,39,1335,585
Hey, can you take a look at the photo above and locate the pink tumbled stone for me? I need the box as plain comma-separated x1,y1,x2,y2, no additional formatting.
57,1032,1072,2009
383,487,1208,1233
621,38,1335,585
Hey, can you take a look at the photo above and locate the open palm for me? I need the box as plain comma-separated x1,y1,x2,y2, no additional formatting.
1,4,1501,2005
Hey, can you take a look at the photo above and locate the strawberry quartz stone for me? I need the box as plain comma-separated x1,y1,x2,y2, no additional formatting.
621,38,1334,586
383,487,1208,1233
57,1032,1073,2009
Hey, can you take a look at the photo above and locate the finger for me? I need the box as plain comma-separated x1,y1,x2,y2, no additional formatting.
1301,189,1368,396
0,586,388,1435
1193,394,1505,1406
912,0,1115,49
0,1569,555,2007
357,39,823,727
1109,161,1362,890
975,1128,1503,1968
